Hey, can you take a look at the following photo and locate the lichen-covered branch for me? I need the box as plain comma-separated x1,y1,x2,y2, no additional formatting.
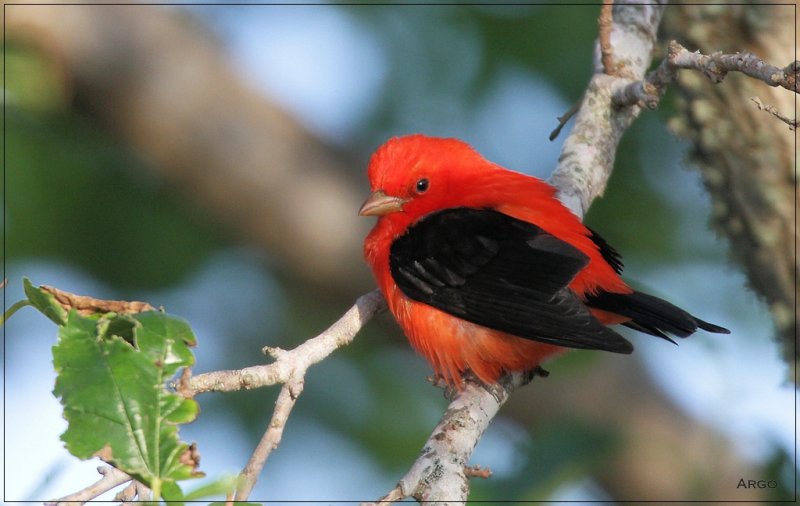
550,1,667,217
612,40,799,110
365,373,536,505
669,45,797,91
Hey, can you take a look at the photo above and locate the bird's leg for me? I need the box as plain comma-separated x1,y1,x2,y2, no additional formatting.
427,374,459,401
490,367,550,402
531,365,550,380
430,367,549,401
457,370,507,402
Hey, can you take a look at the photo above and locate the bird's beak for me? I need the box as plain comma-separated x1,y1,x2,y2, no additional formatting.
358,190,406,217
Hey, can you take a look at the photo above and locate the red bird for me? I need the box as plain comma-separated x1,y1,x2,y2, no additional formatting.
360,134,728,388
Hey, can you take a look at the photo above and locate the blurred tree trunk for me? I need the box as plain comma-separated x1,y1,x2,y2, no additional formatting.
6,3,373,303
663,4,797,381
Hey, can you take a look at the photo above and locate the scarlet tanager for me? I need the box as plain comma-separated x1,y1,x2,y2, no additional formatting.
359,134,729,387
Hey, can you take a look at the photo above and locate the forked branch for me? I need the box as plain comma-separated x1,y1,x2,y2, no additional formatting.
612,40,799,110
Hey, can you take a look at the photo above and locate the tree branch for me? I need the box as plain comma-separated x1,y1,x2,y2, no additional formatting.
612,40,799,110
183,289,385,500
670,46,798,91
364,372,536,505
46,466,132,505
234,380,302,501
550,1,666,218
750,95,798,130
184,289,386,396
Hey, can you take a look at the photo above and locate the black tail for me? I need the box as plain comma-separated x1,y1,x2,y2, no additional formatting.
586,290,730,344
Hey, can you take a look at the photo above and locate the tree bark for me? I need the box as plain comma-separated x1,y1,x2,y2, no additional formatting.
663,4,797,380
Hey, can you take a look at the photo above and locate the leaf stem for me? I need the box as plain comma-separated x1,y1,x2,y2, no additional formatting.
151,477,161,503
1,299,31,325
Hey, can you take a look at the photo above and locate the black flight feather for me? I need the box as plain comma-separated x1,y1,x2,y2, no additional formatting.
585,290,731,341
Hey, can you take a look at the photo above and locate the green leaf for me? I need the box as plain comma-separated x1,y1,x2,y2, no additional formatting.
23,277,68,325
160,479,186,504
182,475,241,501
52,310,202,495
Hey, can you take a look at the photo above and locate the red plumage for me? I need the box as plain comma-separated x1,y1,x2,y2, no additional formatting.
360,134,727,387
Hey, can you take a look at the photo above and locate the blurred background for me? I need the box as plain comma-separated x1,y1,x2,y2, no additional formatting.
3,3,796,503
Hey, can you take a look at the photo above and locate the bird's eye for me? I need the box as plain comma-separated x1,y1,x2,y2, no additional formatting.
415,178,429,193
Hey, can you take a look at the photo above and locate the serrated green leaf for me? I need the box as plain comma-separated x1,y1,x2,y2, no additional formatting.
133,311,196,376
23,277,68,325
52,310,202,493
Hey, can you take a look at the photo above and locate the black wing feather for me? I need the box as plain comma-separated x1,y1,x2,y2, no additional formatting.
389,208,634,353
586,290,731,340
587,227,624,274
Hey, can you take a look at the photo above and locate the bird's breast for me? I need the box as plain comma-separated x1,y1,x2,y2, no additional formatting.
386,286,563,387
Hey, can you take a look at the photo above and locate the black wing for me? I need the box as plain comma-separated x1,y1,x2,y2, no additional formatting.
389,208,633,353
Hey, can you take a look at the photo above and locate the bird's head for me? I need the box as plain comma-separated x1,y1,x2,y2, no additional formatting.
359,134,495,224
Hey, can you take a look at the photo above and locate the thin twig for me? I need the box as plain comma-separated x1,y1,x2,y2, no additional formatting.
365,486,405,506
47,466,132,505
465,465,493,479
234,379,303,500
672,47,798,91
751,96,798,130
182,290,385,500
114,481,137,502
184,289,386,396
613,41,799,109
133,481,151,503
549,100,581,141
598,0,615,75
